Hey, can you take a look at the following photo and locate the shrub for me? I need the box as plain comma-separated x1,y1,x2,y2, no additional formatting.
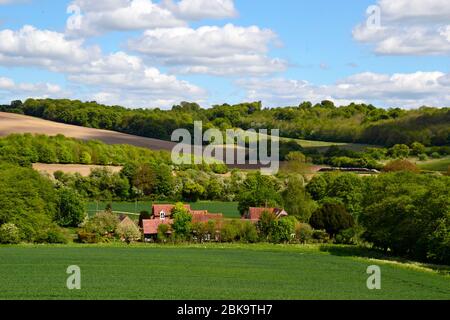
295,223,313,244
36,226,69,244
271,217,296,243
0,223,21,244
431,152,441,159
383,159,419,173
77,230,100,244
239,221,258,243
335,228,357,245
116,222,141,243
220,221,239,242
157,223,171,243
312,230,330,243
418,154,428,161
81,211,119,238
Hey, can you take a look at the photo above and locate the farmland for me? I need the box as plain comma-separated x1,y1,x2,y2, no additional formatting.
0,244,448,300
87,201,241,219
417,157,450,172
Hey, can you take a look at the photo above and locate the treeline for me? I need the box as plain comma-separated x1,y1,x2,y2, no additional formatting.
2,99,449,147
234,171,450,264
0,133,171,167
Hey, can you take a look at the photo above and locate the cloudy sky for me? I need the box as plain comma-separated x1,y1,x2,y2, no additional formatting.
0,0,449,109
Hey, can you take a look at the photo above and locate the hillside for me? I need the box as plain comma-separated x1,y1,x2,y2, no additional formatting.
0,112,177,152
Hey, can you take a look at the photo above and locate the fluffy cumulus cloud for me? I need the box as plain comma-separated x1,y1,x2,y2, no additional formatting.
66,0,237,36
0,25,206,108
353,0,450,55
128,24,287,76
0,76,66,99
67,51,207,107
238,71,450,108
162,0,237,20
0,25,101,69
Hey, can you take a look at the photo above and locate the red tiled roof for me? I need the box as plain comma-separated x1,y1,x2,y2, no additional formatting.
152,204,191,218
191,211,223,223
248,207,288,220
143,219,173,235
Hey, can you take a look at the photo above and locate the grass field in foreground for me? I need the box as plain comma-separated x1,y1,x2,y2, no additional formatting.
87,201,240,219
0,245,448,300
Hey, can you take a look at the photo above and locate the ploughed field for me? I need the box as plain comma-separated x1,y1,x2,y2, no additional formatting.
0,245,448,300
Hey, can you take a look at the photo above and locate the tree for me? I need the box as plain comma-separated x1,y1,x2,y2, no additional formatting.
182,181,205,202
310,203,355,238
360,173,450,263
237,172,281,215
132,164,156,196
282,175,317,222
389,144,410,159
411,142,426,156
171,203,192,240
55,188,86,227
257,210,277,241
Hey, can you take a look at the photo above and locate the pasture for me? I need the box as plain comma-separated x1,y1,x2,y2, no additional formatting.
87,201,241,219
0,244,448,300
418,157,450,172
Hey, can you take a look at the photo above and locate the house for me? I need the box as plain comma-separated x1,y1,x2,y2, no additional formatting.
243,207,289,222
118,215,136,228
142,204,223,241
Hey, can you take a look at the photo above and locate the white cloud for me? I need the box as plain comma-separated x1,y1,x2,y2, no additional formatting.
353,0,450,55
238,71,450,109
162,0,237,20
66,0,186,36
0,25,207,108
0,25,101,69
128,24,287,76
67,52,207,107
0,76,66,99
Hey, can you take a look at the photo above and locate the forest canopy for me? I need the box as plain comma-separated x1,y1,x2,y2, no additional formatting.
1,99,448,147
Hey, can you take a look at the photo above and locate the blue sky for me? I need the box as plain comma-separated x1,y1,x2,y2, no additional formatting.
0,0,449,109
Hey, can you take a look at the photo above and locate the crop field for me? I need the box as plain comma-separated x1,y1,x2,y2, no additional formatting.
0,245,448,300
87,201,241,219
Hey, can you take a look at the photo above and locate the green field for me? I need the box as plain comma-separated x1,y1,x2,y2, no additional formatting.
87,201,240,219
418,157,450,172
0,244,448,300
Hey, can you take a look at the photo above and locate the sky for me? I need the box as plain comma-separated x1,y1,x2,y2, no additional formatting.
0,0,449,109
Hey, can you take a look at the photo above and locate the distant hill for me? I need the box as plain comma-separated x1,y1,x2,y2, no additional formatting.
0,112,177,152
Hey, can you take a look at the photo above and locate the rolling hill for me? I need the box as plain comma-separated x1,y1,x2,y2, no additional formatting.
0,112,178,152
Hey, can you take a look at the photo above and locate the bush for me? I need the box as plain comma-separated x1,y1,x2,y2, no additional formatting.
157,224,170,242
383,159,419,173
77,230,101,244
220,221,239,242
0,223,21,244
36,226,69,244
295,223,313,244
431,152,441,159
312,230,330,243
335,228,357,245
239,221,258,243
116,222,141,243
418,154,428,161
81,211,119,240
